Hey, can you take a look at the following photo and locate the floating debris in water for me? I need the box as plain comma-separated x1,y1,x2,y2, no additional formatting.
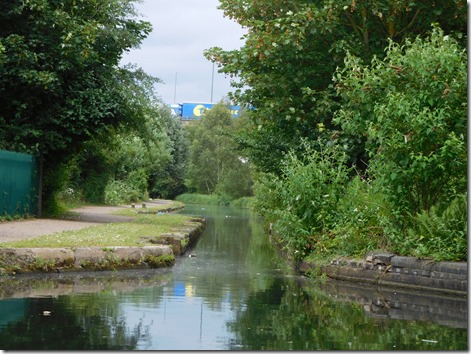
421,339,438,343
42,311,52,316
189,254,197,258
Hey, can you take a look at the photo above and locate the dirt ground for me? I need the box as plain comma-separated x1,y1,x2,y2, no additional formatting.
0,200,176,243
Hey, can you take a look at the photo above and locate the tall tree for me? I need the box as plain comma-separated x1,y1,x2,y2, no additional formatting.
205,0,466,174
185,103,253,199
0,0,152,212
149,107,189,200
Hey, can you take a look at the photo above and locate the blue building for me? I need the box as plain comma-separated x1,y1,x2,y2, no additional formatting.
169,102,240,121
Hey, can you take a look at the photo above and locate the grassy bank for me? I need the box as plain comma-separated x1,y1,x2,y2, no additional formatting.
1,204,198,249
176,193,254,208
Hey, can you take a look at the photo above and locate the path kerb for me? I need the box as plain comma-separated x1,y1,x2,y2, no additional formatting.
0,245,174,273
0,202,206,274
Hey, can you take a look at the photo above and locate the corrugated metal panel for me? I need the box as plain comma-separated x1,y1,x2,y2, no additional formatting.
0,150,39,216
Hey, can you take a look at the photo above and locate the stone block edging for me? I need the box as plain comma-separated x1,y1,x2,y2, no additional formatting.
0,245,175,274
0,218,206,275
299,252,467,296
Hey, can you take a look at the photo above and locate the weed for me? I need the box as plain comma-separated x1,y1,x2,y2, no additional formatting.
143,254,175,268
29,257,57,272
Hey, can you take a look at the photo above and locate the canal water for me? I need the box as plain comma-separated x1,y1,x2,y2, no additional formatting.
0,204,467,350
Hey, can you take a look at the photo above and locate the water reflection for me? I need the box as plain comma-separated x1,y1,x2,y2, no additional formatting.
0,204,467,350
227,275,467,351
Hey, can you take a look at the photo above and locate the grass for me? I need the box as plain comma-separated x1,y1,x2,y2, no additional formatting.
175,193,255,208
176,193,226,205
112,201,185,217
1,213,202,249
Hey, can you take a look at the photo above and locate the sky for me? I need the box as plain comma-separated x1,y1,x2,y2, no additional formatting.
121,0,247,105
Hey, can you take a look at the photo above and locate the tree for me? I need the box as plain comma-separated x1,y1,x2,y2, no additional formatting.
185,103,253,199
0,0,152,212
253,26,467,262
148,106,189,200
67,101,188,205
208,1,467,262
204,0,466,174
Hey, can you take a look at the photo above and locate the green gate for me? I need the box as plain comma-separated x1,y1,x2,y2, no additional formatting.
0,150,39,216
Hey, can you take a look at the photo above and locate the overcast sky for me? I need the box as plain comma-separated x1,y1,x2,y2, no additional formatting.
121,0,246,105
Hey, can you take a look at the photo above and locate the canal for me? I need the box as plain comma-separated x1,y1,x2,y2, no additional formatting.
0,204,467,350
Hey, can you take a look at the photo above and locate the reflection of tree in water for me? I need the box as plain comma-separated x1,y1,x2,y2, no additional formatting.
183,206,287,312
0,295,142,350
227,277,313,350
227,278,468,351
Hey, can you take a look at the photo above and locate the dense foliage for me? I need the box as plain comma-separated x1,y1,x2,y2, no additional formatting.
50,101,187,211
207,1,467,262
0,0,159,212
205,0,466,174
0,0,152,156
334,26,467,218
255,28,467,262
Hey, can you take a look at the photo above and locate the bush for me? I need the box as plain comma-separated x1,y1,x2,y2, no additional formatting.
334,26,467,219
253,139,351,260
317,176,392,258
230,196,255,209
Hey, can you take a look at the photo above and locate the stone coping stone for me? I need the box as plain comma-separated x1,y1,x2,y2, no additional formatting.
0,245,174,274
300,254,467,296
0,217,206,274
73,246,172,267
391,256,467,274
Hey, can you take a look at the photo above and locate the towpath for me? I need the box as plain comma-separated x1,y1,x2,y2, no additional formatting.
0,200,176,243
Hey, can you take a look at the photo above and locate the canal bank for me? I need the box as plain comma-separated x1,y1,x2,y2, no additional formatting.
299,251,467,296
0,203,466,350
0,201,205,275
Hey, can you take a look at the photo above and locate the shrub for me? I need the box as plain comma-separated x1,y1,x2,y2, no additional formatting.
230,196,255,209
334,26,467,219
104,179,141,205
317,176,392,258
254,139,351,260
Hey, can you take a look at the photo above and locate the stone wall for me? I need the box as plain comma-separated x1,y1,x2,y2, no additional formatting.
299,251,467,296
0,245,174,274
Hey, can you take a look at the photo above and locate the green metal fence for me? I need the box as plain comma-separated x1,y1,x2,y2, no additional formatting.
0,149,39,216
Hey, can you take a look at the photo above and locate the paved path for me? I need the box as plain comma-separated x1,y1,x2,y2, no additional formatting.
0,200,176,243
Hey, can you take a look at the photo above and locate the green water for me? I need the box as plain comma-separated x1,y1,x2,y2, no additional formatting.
0,204,467,350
